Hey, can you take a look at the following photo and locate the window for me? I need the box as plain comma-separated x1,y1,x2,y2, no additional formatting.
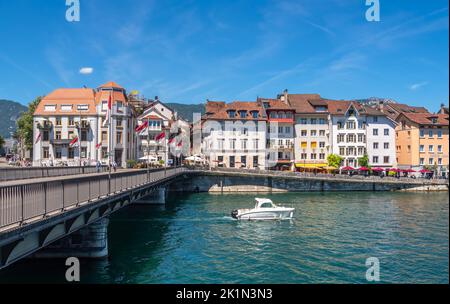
311,130,317,136
419,145,424,152
372,156,379,163
278,152,283,159
43,131,49,141
239,111,247,118
311,118,317,125
358,134,365,143
429,158,434,165
301,142,307,149
55,131,62,140
241,156,246,167
228,111,236,118
419,158,424,165
80,130,87,141
44,105,56,112
437,130,443,138
384,142,389,149
229,156,235,168
116,131,122,144
68,147,75,159
116,101,123,113
278,139,283,146
252,111,258,119
311,142,317,149
373,116,378,122
358,147,365,155
420,129,425,137
438,158,442,165
101,147,108,159
285,126,291,133
383,156,389,164
429,145,434,152
229,139,236,150
373,142,379,149
218,139,224,150
241,140,247,150
116,118,122,128
311,153,317,160
56,117,61,126
339,147,345,155
102,131,107,142
346,121,355,129
358,121,366,129
319,153,325,160
69,117,75,126
428,130,433,138
319,142,325,148
300,118,307,125
301,130,307,136
373,129,378,136
347,134,355,143
55,147,62,159
42,147,49,158
384,129,389,136
319,118,326,125
407,145,411,153
438,145,443,153
319,130,325,136
253,139,259,149
337,134,345,143
337,121,343,129
253,156,258,168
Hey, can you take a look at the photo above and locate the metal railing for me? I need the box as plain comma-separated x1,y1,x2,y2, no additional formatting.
0,166,109,182
0,167,187,230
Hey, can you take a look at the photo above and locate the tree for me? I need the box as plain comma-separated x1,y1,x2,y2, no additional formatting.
16,97,42,151
327,154,343,168
358,154,369,167
0,135,5,150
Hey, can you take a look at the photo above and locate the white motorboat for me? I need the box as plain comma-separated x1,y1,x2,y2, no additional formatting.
231,198,295,220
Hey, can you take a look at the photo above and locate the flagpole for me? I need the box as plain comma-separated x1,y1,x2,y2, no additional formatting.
147,117,150,182
108,91,112,192
79,109,82,167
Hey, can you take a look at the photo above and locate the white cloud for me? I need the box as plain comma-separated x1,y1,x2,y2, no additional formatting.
409,81,428,91
79,67,94,75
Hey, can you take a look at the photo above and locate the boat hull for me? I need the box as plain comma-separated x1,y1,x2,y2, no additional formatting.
235,209,295,220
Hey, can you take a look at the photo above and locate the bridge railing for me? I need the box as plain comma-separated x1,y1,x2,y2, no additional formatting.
0,167,187,231
0,166,109,182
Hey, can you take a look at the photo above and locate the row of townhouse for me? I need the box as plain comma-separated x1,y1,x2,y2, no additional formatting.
196,92,449,175
32,82,190,168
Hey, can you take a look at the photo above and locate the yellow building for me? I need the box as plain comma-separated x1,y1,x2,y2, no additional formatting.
395,113,449,177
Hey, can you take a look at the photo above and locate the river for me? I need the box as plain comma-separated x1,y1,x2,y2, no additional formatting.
0,192,448,283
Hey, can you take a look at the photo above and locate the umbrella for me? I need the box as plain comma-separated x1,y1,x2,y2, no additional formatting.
386,168,400,172
419,169,432,173
402,169,416,173
185,156,204,162
371,167,384,172
139,156,157,161
358,166,369,171
341,166,355,171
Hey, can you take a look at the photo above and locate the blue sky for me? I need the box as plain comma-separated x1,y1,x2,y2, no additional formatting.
0,0,448,111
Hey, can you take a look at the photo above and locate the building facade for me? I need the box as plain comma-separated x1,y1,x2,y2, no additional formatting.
395,112,449,177
33,82,137,168
199,101,267,169
328,101,397,168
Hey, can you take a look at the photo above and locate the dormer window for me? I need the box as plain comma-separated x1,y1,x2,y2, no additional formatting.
228,110,236,118
239,110,247,118
431,117,438,124
252,111,259,119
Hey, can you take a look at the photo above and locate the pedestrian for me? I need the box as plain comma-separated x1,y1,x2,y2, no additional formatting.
96,160,101,173
113,161,117,172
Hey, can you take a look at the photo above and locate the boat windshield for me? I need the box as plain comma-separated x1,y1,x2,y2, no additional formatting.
259,202,274,208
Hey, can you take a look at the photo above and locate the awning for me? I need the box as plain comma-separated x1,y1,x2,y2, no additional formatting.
295,163,327,169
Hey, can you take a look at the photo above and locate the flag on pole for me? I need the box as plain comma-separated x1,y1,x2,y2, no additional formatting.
35,132,41,144
69,137,79,147
155,131,165,141
102,92,112,127
135,120,149,133
96,142,102,150
177,140,183,147
168,135,176,144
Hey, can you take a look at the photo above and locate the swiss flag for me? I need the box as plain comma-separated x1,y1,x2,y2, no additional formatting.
135,121,149,133
35,132,41,144
177,140,183,147
69,137,79,147
95,142,102,150
155,131,165,141
108,92,112,110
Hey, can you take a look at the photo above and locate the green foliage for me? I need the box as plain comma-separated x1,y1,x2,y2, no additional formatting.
159,159,165,165
126,159,137,168
16,97,42,150
358,154,369,167
0,135,5,150
327,154,343,168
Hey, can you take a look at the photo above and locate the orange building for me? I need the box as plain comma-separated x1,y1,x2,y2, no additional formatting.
395,113,449,177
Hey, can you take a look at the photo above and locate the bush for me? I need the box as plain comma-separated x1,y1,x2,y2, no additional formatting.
126,159,137,168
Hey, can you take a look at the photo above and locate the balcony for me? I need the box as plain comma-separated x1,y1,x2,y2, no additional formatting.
37,121,52,129
75,120,90,129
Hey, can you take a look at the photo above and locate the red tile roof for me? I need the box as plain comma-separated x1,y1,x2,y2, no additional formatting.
204,101,265,120
98,81,124,89
397,113,449,126
34,88,97,116
258,98,293,110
